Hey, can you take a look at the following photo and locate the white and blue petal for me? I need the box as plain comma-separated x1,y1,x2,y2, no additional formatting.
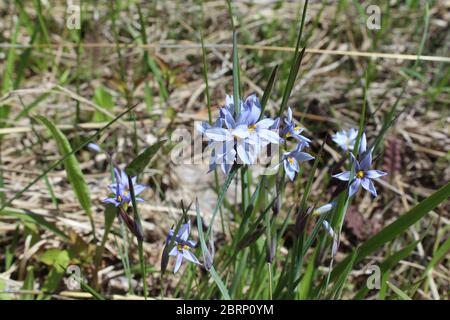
322,220,335,238
359,151,372,171
257,129,280,144
133,184,146,196
359,132,367,154
174,253,184,273
169,246,178,257
236,141,254,164
205,127,233,142
348,179,361,197
284,160,296,181
182,250,201,265
365,170,387,179
294,151,314,162
255,118,274,130
103,197,120,206
333,171,351,181
232,125,251,139
361,178,378,197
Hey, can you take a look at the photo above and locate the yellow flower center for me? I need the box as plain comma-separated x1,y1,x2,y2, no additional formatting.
288,157,295,164
248,124,257,132
177,244,190,251
356,170,364,178
294,125,302,133
117,195,122,202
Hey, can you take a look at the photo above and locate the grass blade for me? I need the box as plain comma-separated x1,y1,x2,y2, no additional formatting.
125,138,167,177
329,181,450,284
35,115,95,234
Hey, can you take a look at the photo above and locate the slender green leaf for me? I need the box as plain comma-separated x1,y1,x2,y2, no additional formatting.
386,281,412,300
35,115,94,233
0,207,69,240
330,181,450,283
125,139,167,177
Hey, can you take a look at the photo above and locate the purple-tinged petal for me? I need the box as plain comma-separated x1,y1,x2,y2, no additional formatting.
174,253,183,273
284,160,296,181
108,184,119,194
120,170,129,188
359,132,367,154
349,153,361,171
169,246,178,256
294,151,314,162
232,125,250,139
220,108,235,129
361,178,378,197
258,129,280,144
270,117,280,130
360,151,372,171
293,134,311,145
178,222,191,242
333,171,351,181
103,198,120,206
322,220,335,238
182,250,200,265
365,170,387,179
205,128,232,142
287,107,293,122
133,184,146,196
256,118,274,129
196,121,210,134
236,141,253,164
113,168,122,184
348,179,361,197
186,240,196,248
248,106,261,125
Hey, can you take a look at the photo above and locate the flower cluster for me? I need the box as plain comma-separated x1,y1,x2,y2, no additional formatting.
277,106,314,181
166,221,201,273
199,94,280,174
198,94,314,181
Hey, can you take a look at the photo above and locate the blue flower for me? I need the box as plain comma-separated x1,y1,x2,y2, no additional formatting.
167,221,201,273
280,107,312,147
333,147,387,198
280,143,314,181
103,168,146,207
332,128,358,151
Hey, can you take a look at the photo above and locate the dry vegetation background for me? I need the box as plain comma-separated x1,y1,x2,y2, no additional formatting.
0,0,449,299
